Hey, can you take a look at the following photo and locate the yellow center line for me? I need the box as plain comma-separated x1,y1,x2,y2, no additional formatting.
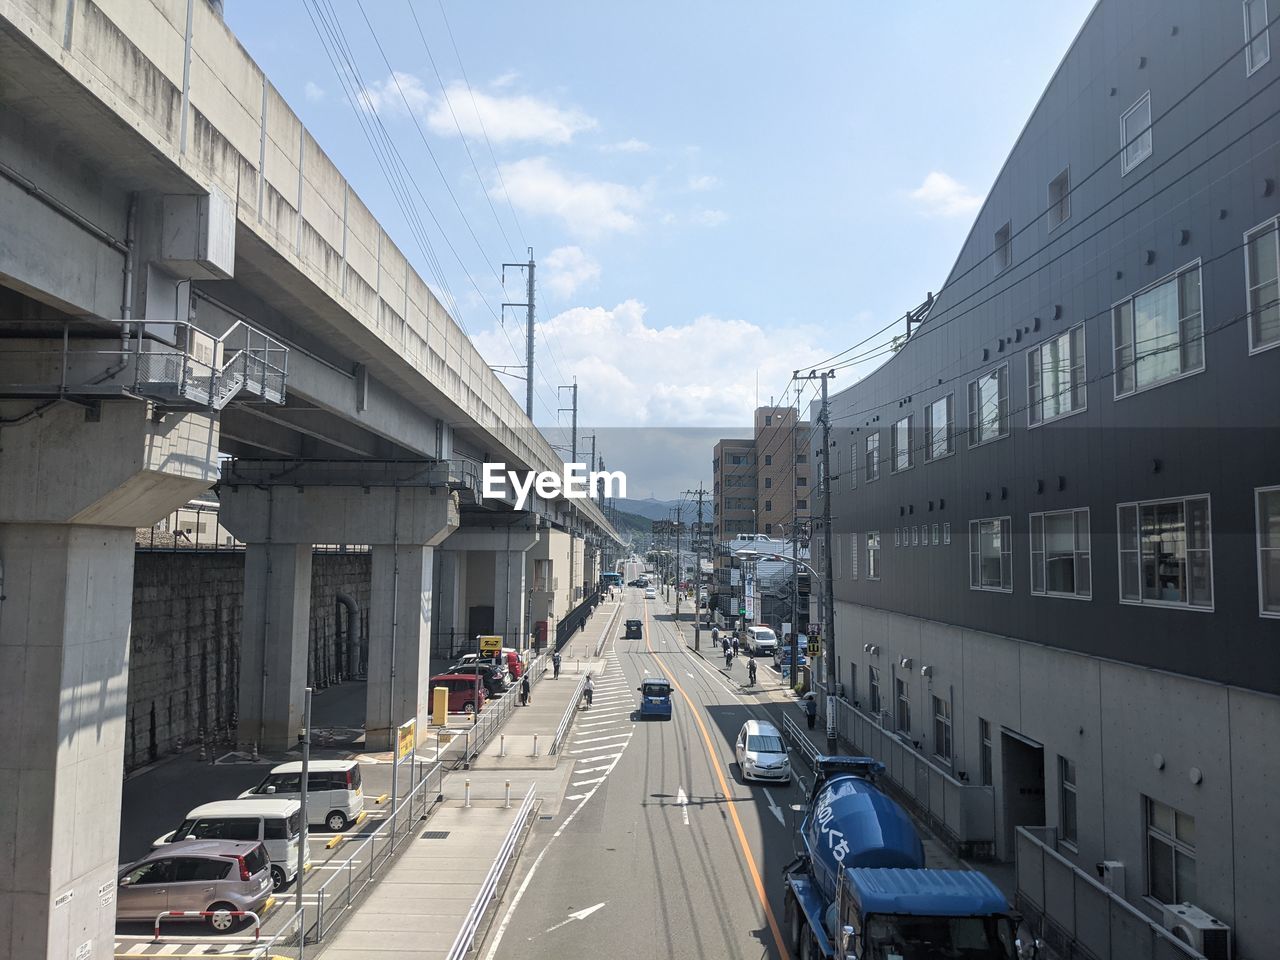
643,601,792,960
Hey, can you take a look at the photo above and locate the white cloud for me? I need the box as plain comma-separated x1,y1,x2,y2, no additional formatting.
542,246,601,299
908,171,983,217
472,300,838,428
491,71,519,89
304,81,325,102
496,157,642,237
687,174,718,191
692,208,728,227
358,71,594,144
599,138,651,153
358,71,431,115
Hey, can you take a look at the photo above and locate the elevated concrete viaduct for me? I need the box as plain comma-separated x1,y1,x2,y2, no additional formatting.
0,2,621,956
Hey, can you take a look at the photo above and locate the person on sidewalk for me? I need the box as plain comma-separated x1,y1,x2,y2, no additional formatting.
711,626,720,648
748,657,757,686
583,674,594,709
520,674,531,707
731,636,740,658
552,651,562,679
804,694,817,730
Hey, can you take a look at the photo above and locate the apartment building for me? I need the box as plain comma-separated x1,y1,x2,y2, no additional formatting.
815,0,1280,953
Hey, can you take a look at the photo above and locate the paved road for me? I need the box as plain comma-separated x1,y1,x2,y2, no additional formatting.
483,589,804,960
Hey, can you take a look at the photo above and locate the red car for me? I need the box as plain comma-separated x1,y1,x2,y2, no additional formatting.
429,674,488,715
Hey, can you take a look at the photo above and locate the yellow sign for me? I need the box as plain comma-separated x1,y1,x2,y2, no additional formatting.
432,687,449,727
807,638,821,657
478,635,502,654
396,718,416,761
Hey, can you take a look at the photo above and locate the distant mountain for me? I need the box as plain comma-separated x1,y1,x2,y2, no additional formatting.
615,497,684,521
609,507,655,538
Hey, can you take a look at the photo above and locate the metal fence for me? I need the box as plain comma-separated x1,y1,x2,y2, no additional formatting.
443,784,538,960
549,672,590,755
311,760,447,941
556,589,602,648
827,697,997,859
1015,826,1207,960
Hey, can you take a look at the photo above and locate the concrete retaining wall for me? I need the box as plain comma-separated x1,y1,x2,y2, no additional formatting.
125,550,370,770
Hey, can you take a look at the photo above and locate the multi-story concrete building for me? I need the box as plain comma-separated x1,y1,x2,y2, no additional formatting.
712,436,758,538
712,406,812,541
816,0,1280,953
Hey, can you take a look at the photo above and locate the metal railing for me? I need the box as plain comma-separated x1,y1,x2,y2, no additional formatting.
258,900,306,959
311,759,446,941
781,713,821,770
549,672,590,755
443,784,537,960
1015,826,1207,960
826,697,997,859
592,601,623,658
450,653,549,766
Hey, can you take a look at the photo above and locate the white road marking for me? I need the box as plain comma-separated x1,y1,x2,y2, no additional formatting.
677,785,689,826
763,787,786,826
573,763,613,774
572,732,631,745
686,647,743,698
544,901,607,934
565,793,588,801
572,776,607,787
155,946,182,957
568,745,625,756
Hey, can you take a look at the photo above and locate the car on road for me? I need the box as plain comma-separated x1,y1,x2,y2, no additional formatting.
429,672,489,714
644,587,657,600
441,660,509,696
154,798,305,891
740,625,778,656
636,676,673,720
774,642,808,672
239,759,364,832
117,839,273,932
624,619,643,639
734,719,791,784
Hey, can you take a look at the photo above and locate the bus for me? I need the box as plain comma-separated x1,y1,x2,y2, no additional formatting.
602,572,623,588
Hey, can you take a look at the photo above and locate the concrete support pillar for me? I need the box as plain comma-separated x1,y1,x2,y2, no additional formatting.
439,519,539,653
237,543,312,753
432,549,464,660
0,401,218,960
494,548,529,646
367,544,433,749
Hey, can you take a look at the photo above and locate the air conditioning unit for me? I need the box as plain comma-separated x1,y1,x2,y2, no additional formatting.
1160,903,1232,960
1095,860,1125,895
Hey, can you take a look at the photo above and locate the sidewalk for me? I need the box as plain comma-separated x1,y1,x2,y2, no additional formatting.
313,598,624,957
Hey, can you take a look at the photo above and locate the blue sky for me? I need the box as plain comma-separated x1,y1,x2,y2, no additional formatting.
229,1,1096,488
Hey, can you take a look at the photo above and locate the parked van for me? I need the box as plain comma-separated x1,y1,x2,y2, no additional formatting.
429,673,488,714
153,798,306,891
239,760,364,831
741,625,778,656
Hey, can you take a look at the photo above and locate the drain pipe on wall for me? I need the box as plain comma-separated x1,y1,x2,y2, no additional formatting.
256,487,275,758
388,484,402,826
337,593,361,680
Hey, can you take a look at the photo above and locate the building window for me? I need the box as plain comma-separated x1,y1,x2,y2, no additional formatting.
994,222,1012,274
911,526,919,547
892,415,914,472
894,528,901,548
1059,757,1078,848
1246,217,1280,353
1048,167,1070,229
764,523,772,535
765,415,773,426
850,533,859,579
1118,496,1213,609
1257,486,1280,616
1146,797,1196,905
969,517,1013,592
933,696,952,762
1246,0,1272,74
796,498,808,511
895,677,911,734
764,477,772,489
932,523,940,546
924,394,954,461
731,454,746,465
1031,508,1092,599
865,433,880,481
764,454,772,466
869,667,881,715
1121,92,1153,174
866,531,881,580
764,499,772,512
943,522,951,545
1112,262,1204,397
796,453,808,464
797,476,807,487
1029,324,1086,425
979,718,993,786
967,364,1009,446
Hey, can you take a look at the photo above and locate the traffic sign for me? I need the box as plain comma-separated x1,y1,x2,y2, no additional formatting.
807,638,821,657
478,635,502,654
396,718,416,762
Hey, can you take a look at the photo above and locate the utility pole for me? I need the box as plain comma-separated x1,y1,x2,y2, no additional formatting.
559,380,579,602
674,503,683,623
790,380,803,686
799,368,838,750
684,484,708,650
501,248,536,420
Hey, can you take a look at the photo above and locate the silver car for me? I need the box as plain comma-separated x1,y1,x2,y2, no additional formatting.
735,719,792,784
117,839,273,932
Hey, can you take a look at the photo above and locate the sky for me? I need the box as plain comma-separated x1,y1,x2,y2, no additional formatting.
228,1,1097,496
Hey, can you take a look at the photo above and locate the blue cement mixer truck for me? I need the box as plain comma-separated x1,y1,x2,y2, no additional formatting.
782,756,1041,960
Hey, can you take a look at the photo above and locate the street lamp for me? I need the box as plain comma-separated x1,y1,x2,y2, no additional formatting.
734,547,818,703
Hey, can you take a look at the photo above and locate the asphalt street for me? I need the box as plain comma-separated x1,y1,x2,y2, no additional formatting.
483,588,805,960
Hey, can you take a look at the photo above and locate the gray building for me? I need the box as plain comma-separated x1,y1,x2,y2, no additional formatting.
816,0,1280,955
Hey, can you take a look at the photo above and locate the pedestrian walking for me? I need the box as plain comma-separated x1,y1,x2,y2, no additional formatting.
520,675,531,707
711,626,720,647
552,651,562,679
731,636,740,657
804,694,817,730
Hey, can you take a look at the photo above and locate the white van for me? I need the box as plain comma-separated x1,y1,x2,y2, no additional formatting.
734,719,791,784
154,798,307,890
742,625,778,656
240,759,364,831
